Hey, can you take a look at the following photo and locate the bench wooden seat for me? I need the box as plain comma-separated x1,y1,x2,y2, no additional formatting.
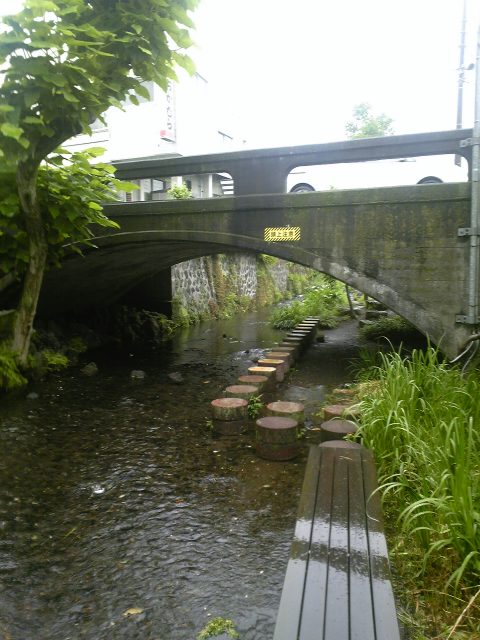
273,444,401,640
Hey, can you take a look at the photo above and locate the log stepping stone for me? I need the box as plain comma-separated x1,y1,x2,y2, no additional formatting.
320,418,358,442
223,384,259,400
255,416,299,461
281,337,304,350
264,352,292,369
266,400,305,425
248,366,276,388
296,325,317,336
276,344,300,359
319,439,363,449
237,374,268,391
287,330,310,339
257,358,287,381
323,403,361,421
212,419,248,436
286,332,311,346
211,397,249,435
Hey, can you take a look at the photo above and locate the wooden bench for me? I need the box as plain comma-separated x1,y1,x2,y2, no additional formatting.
273,444,401,640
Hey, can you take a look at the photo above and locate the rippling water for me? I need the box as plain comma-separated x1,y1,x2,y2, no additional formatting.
0,312,360,640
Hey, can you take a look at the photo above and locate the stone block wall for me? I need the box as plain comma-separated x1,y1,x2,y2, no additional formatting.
171,253,294,320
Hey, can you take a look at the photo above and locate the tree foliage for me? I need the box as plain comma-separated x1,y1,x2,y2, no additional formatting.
0,0,198,366
0,0,197,164
0,148,134,284
345,102,394,139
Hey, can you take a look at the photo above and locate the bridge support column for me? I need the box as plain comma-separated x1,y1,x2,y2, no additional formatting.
120,268,172,316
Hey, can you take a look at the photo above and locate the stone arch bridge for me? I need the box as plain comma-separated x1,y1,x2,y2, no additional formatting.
36,128,477,358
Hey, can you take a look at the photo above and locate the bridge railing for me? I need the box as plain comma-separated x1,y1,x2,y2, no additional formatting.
113,128,473,199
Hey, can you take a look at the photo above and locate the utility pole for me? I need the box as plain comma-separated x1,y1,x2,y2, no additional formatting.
456,0,468,166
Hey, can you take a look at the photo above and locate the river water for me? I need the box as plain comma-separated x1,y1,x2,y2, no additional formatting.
0,312,361,640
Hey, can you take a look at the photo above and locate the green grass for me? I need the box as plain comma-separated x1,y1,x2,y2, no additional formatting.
270,276,347,330
359,315,423,343
356,348,480,636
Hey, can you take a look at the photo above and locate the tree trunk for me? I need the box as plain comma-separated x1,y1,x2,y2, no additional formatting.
10,162,48,366
345,284,356,318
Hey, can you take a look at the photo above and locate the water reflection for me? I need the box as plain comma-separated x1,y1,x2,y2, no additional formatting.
0,313,362,639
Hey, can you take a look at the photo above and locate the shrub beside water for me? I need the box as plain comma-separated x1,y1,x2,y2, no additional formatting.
357,348,480,635
359,315,423,343
270,276,347,330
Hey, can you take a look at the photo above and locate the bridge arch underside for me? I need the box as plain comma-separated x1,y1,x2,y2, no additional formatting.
38,183,472,358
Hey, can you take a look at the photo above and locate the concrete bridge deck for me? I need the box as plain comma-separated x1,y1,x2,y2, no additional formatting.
38,181,472,358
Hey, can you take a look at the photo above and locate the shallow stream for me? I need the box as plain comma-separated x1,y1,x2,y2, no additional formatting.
0,312,362,640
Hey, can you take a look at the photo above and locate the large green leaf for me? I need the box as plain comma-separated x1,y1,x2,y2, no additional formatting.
0,123,23,140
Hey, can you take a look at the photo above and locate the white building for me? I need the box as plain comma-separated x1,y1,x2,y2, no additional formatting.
65,70,239,200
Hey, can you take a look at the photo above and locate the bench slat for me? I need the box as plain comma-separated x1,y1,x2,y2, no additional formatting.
298,446,337,639
349,449,377,639
323,449,350,639
362,450,401,640
273,446,322,639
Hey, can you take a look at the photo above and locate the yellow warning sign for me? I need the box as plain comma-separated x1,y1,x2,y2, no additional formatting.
264,227,301,242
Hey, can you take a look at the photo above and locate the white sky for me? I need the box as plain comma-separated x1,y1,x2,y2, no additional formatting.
191,0,480,147
1,0,479,148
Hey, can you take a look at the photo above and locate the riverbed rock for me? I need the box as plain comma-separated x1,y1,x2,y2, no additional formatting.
80,362,98,376
168,372,184,384
26,392,39,400
130,369,146,380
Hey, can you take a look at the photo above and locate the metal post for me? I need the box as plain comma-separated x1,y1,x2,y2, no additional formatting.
467,24,480,324
455,0,467,165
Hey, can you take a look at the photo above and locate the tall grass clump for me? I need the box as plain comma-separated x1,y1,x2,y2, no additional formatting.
357,347,480,591
270,275,347,330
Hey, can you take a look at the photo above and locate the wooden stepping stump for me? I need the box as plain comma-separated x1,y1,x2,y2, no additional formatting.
212,419,248,436
320,418,358,442
257,358,287,382
266,400,305,425
276,344,300,360
211,397,248,421
264,352,292,368
286,331,311,346
211,397,249,435
237,374,268,391
296,325,317,336
323,403,361,421
255,416,299,460
248,366,276,389
319,439,363,449
287,330,309,339
224,384,259,400
281,337,303,351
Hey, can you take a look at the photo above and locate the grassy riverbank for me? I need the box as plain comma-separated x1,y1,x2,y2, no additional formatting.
269,275,348,329
355,349,480,638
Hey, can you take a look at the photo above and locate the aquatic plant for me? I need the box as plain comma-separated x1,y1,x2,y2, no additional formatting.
197,617,240,639
247,394,263,420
